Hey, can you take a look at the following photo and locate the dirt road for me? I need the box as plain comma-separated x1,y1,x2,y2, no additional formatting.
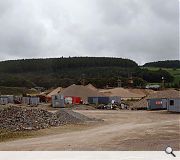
0,110,179,151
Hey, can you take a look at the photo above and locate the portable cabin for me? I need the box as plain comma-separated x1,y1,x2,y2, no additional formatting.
88,97,109,105
0,95,14,104
147,98,167,110
0,97,8,105
7,95,14,103
52,95,65,108
29,97,40,106
98,97,109,104
88,97,98,104
167,98,180,113
22,97,30,105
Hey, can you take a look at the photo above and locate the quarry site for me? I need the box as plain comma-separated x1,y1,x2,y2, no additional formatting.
0,84,179,151
0,2,179,159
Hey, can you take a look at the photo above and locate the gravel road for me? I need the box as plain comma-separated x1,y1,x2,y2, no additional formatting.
0,110,179,151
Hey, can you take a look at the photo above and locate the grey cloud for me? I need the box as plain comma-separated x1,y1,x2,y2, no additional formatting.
0,0,178,65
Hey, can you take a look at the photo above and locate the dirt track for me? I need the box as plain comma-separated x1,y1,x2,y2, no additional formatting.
0,110,179,151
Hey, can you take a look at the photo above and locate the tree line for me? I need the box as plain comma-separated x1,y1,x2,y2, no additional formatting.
0,57,176,88
143,60,180,68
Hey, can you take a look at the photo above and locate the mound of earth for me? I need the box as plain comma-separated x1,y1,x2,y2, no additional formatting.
0,106,96,132
60,84,104,103
100,88,146,99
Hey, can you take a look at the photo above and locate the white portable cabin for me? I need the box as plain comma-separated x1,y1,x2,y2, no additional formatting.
167,98,180,113
22,97,30,105
0,95,14,105
0,97,8,105
22,97,40,106
29,97,40,106
52,95,65,108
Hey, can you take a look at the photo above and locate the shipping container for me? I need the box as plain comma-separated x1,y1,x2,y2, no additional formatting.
98,97,109,104
52,95,65,108
147,98,167,110
88,97,94,104
88,97,98,104
72,96,82,104
167,98,180,113
88,97,109,104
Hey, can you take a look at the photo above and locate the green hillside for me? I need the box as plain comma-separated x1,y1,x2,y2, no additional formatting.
142,67,180,87
0,57,175,89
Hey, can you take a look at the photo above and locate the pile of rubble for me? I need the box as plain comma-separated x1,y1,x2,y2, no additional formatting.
0,106,95,132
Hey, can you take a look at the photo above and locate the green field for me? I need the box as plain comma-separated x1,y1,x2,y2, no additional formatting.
142,67,180,86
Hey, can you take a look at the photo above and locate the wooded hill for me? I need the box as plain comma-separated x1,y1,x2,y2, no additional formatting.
143,60,180,68
0,57,175,88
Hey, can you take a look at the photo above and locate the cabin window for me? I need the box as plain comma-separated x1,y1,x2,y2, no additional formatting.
170,100,174,106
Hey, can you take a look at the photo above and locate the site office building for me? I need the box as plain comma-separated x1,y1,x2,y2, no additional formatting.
147,98,167,110
167,98,180,113
147,98,180,112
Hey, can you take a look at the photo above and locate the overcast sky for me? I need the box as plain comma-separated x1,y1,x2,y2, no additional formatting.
0,0,179,65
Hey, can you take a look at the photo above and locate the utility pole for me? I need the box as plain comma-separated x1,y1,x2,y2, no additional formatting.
117,77,122,88
162,77,165,89
81,74,86,86
128,72,133,88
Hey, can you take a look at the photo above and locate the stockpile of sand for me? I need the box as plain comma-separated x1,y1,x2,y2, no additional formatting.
99,88,146,99
131,89,180,109
147,89,180,99
47,87,63,97
60,84,104,103
131,99,148,110
86,84,98,91
128,88,155,96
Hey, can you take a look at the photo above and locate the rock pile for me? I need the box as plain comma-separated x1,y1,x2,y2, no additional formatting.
0,106,94,132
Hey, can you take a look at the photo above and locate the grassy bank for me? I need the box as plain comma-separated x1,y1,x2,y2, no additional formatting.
142,67,180,86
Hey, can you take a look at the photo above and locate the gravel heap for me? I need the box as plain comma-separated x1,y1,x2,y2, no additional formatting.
0,106,95,132
64,109,97,121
